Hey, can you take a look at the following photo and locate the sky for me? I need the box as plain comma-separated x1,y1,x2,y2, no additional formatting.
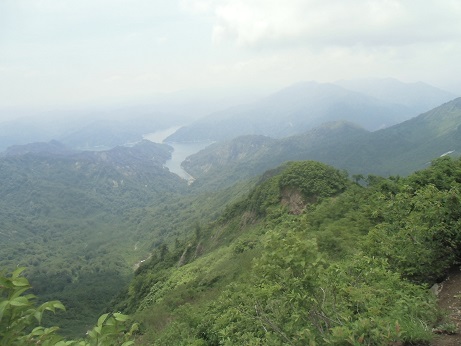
1,0,461,111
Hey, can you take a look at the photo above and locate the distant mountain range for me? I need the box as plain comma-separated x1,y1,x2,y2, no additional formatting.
166,79,456,143
0,109,190,151
183,97,461,189
0,79,455,151
335,78,456,114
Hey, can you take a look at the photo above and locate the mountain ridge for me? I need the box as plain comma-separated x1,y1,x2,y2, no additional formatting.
182,97,461,188
165,79,456,143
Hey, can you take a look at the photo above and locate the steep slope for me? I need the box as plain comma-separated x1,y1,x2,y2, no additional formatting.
118,158,461,345
364,97,461,174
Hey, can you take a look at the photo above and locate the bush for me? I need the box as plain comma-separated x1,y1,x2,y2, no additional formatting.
0,268,137,345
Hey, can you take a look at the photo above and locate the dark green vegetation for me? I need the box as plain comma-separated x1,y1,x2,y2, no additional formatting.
0,140,249,337
0,268,137,345
184,97,461,189
111,158,461,345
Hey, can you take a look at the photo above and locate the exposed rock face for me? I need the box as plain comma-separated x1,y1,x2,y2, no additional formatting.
280,188,307,215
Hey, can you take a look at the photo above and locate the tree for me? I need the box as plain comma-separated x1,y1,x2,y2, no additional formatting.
0,268,137,345
364,184,461,283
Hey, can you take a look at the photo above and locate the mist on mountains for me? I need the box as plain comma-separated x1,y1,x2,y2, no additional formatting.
0,78,456,154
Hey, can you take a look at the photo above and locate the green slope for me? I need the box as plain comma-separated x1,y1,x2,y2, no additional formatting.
114,158,461,345
183,98,461,189
0,140,190,336
0,139,255,337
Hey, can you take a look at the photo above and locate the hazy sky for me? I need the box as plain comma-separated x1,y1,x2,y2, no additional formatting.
1,0,461,109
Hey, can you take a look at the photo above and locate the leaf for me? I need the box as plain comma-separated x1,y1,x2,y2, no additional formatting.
42,300,65,313
10,296,30,306
97,313,109,326
87,329,97,339
113,312,130,322
52,301,66,311
34,310,43,325
128,323,139,335
0,300,9,322
12,267,26,279
104,317,115,326
121,342,134,346
43,326,60,334
30,326,45,336
0,277,9,287
94,325,102,335
12,277,30,287
11,287,30,299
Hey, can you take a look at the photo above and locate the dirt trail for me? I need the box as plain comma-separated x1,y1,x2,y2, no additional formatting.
432,267,461,346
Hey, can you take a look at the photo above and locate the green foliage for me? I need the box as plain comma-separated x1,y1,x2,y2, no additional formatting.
0,142,253,336
321,255,436,344
0,268,137,345
219,160,350,221
306,184,375,259
128,158,461,345
151,227,437,345
408,156,461,190
0,267,66,345
278,161,349,200
5,135,461,346
365,183,461,283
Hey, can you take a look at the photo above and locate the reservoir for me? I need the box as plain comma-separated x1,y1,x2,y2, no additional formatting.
163,141,213,181
143,127,212,181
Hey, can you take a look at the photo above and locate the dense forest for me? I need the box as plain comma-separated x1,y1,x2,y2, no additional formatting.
4,156,461,345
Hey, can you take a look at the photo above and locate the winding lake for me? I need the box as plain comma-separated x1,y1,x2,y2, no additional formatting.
163,141,212,181
143,128,212,181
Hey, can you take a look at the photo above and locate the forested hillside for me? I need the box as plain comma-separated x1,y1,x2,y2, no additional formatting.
3,154,461,344
0,140,252,337
184,97,461,189
106,157,461,345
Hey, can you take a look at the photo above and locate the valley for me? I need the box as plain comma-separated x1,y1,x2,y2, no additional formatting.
1,80,461,345
3,0,461,343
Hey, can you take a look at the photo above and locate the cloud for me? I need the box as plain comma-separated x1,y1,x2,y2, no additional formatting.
182,0,461,48
180,0,215,13
1,0,460,109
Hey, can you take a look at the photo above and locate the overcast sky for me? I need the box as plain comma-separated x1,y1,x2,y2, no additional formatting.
1,0,461,110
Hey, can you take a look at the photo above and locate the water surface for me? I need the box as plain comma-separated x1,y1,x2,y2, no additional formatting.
143,127,212,181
